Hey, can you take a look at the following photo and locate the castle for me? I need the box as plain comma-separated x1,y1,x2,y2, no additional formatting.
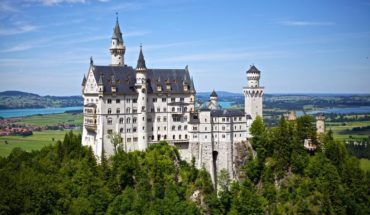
81,18,264,184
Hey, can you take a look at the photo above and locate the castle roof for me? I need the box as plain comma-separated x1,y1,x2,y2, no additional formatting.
89,65,195,95
247,65,260,74
112,17,123,44
211,109,245,117
81,75,86,86
210,90,218,97
136,46,147,70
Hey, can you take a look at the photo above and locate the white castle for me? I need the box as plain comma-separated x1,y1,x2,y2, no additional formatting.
81,18,264,184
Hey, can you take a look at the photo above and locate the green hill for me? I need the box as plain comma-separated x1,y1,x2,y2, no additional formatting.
0,91,82,109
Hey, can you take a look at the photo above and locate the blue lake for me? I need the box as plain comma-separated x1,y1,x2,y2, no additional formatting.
296,106,370,116
0,106,83,118
219,101,233,108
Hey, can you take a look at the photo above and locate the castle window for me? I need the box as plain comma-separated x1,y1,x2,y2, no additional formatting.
180,98,184,102
157,116,161,122
126,98,131,103
107,129,112,134
184,115,188,121
108,108,112,114
172,107,175,112
173,135,175,140
127,128,131,133
127,138,131,142
193,126,197,131
162,98,166,102
133,108,137,113
177,107,181,112
126,107,130,113
133,99,137,103
178,125,181,130
133,137,138,142
163,108,167,112
151,108,154,112
172,126,175,131
116,99,120,103
184,107,187,112
205,118,207,123
107,99,112,104
222,134,225,138
151,135,154,140
205,127,207,131
120,128,123,133
185,134,188,139
157,107,160,112
152,98,157,102
184,125,187,130
142,106,145,111
164,126,167,130
133,127,137,132
157,134,161,140
179,134,182,139
133,117,137,123
222,126,225,131
222,118,225,122
116,108,120,114
119,118,123,124
205,135,207,139
163,116,167,122
164,135,167,139
158,126,160,131
171,98,175,102
151,127,154,131
142,126,145,131
126,118,131,123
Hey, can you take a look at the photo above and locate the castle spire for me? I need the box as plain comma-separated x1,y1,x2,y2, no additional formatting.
110,14,125,66
136,44,147,70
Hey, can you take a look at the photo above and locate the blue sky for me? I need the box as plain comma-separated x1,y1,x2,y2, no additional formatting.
0,0,369,96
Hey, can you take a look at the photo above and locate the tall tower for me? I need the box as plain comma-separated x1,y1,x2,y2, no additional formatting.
110,15,125,66
135,45,148,150
243,65,264,121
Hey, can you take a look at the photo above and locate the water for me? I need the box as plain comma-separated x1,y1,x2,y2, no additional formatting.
304,106,370,115
219,101,233,108
0,106,83,118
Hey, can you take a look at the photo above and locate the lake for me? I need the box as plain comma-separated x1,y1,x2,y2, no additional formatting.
0,106,83,118
219,101,234,108
296,106,370,116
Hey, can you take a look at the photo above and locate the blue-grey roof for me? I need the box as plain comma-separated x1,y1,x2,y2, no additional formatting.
136,46,146,69
247,65,260,74
211,109,245,117
210,90,218,97
91,65,195,95
112,18,123,44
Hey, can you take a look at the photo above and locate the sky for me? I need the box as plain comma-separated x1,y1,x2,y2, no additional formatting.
0,0,369,96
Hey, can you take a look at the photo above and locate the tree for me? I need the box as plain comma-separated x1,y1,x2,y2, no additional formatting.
108,132,123,153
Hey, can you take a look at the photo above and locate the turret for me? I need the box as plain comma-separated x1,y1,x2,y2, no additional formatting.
243,65,264,121
109,15,125,66
210,90,218,107
316,114,325,134
135,45,148,150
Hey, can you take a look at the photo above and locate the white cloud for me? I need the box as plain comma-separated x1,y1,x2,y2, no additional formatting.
278,20,334,26
0,1,19,12
0,24,38,36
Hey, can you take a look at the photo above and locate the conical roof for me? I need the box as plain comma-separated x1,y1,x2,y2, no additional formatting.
136,45,147,70
112,17,123,44
247,65,261,74
210,90,218,97
81,75,87,86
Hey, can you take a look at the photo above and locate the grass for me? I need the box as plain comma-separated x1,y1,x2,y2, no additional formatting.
327,121,370,142
15,113,83,126
0,130,81,157
359,158,370,172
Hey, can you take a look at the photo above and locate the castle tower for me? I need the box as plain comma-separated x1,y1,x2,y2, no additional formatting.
109,15,125,66
243,65,264,121
135,45,148,150
316,114,326,134
210,90,218,107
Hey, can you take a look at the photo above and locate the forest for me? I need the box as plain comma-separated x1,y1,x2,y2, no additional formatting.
0,116,369,214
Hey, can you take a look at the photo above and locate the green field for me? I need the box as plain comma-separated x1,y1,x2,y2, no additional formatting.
0,130,80,157
360,159,370,172
327,121,370,142
15,113,83,126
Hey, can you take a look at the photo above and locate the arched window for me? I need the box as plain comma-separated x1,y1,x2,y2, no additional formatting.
107,117,112,125
127,117,131,123
172,126,175,131
120,128,123,133
108,108,112,114
172,107,175,112
126,107,130,113
119,118,123,124
184,107,187,112
178,125,181,130
133,117,137,123
184,125,187,130
116,108,120,114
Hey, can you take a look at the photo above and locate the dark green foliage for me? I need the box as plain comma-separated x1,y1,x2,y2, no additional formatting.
1,119,370,215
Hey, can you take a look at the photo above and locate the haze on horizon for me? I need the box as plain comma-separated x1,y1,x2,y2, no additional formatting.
0,0,369,96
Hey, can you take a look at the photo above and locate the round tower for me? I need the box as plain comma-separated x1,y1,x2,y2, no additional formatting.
110,15,125,66
210,90,218,107
316,114,326,134
135,45,148,150
243,65,264,121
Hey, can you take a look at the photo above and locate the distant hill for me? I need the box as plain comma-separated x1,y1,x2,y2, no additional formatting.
0,91,83,109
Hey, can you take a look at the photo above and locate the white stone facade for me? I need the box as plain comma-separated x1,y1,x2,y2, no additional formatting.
81,19,264,186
